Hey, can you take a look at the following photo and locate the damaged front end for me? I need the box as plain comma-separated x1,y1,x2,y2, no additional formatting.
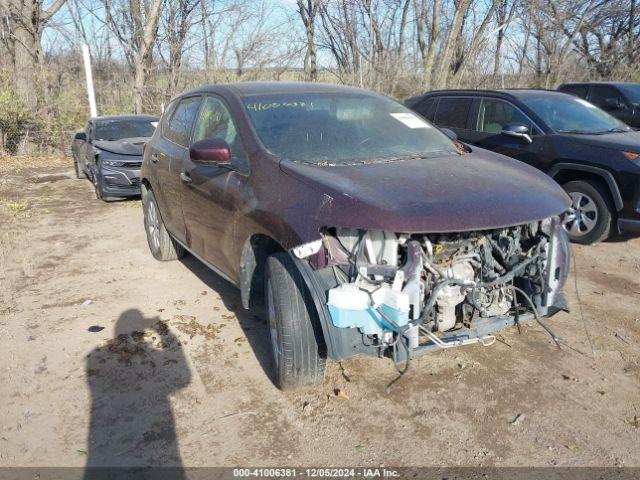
293,217,569,361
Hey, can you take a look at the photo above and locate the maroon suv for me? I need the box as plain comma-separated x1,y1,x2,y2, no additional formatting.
141,82,571,390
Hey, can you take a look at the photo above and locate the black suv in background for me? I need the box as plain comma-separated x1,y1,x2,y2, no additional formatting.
406,89,640,244
558,82,640,129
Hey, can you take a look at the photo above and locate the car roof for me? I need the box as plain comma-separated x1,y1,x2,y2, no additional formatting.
559,81,640,87
177,81,377,98
406,88,570,105
90,114,159,122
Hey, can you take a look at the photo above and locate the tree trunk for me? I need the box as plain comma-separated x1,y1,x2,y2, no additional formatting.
131,0,163,113
12,23,40,110
630,0,636,62
424,0,441,89
3,0,66,110
305,22,317,81
432,0,470,89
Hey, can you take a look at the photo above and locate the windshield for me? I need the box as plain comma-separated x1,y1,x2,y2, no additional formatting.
243,93,459,164
521,96,631,134
95,120,157,141
618,84,640,104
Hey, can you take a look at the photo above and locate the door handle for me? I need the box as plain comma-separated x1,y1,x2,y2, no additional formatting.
151,153,159,163
180,172,192,184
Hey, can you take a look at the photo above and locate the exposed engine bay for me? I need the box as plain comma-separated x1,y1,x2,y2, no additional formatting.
299,217,569,358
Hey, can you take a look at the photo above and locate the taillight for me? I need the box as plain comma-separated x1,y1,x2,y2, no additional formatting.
142,142,147,156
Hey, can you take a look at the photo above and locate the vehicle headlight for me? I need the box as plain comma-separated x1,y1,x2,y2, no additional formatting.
102,160,126,167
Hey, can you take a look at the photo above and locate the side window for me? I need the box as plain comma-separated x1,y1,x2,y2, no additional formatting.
560,85,589,99
192,96,249,174
86,122,93,140
414,98,437,122
165,96,201,146
476,99,533,134
434,97,472,129
589,86,625,111
160,100,178,137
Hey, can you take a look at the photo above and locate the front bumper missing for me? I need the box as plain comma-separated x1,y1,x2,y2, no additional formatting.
411,312,534,357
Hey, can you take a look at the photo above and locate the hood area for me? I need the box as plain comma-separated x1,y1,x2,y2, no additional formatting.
561,130,640,154
94,137,149,156
280,149,571,234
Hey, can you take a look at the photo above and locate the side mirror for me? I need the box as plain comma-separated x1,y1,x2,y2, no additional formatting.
189,138,231,166
603,97,623,110
440,128,457,141
75,131,87,141
501,124,532,144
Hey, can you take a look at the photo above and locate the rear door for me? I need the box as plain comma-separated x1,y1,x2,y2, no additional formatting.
148,96,202,242
464,97,547,170
181,95,251,277
587,85,633,124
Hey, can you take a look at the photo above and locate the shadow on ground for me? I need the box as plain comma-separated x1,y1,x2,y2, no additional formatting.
179,254,275,386
84,309,190,479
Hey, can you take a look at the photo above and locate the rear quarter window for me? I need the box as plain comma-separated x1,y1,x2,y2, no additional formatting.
164,96,201,146
413,97,437,122
559,85,589,99
434,97,473,129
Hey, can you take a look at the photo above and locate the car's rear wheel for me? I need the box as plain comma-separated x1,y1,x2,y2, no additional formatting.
562,180,613,244
143,188,185,261
265,252,326,390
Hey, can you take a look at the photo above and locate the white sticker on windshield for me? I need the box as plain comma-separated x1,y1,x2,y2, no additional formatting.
151,121,159,128
390,112,431,129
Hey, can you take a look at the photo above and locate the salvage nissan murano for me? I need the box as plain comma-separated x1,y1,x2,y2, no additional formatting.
141,82,571,389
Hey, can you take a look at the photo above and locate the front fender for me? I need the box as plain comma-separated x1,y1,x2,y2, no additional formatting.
549,162,623,211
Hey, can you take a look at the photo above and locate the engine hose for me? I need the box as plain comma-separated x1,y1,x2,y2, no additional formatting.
509,285,562,349
384,334,411,395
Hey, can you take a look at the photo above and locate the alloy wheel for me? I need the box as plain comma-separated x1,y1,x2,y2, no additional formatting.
146,199,161,252
564,191,598,238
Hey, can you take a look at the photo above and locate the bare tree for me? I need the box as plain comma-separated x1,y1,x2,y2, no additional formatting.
0,0,67,108
297,0,319,81
159,0,198,96
102,0,164,113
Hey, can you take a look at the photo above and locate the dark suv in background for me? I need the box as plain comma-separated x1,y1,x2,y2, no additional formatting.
406,89,640,244
558,82,640,129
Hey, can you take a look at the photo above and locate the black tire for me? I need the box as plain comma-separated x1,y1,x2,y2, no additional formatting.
142,188,185,261
265,252,326,390
74,157,86,179
562,179,613,244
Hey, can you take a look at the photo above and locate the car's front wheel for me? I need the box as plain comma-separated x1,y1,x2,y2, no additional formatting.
563,179,613,244
265,252,326,390
142,188,185,261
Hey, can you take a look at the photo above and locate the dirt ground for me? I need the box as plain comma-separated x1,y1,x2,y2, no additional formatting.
1,162,639,469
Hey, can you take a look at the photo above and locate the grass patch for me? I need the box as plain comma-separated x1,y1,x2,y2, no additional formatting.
0,198,30,218
0,155,70,174
5,200,28,213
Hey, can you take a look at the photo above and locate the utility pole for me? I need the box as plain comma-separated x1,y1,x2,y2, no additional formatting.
82,44,97,117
